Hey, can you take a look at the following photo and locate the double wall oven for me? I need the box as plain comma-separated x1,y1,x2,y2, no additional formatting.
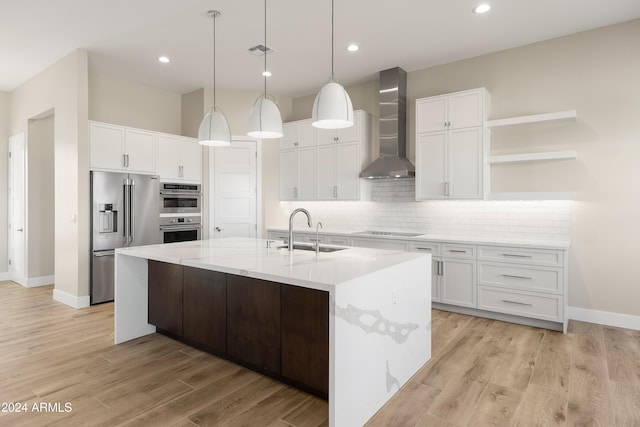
159,182,202,243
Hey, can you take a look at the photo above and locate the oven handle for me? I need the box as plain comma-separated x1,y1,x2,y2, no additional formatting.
159,225,202,232
159,191,202,196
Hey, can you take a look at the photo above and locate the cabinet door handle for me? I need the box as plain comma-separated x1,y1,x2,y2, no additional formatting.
502,253,532,258
439,260,444,276
502,299,533,306
294,141,298,146
444,182,449,197
449,249,467,253
122,154,126,167
126,154,130,167
416,247,432,251
294,186,298,198
502,274,533,280
333,186,338,198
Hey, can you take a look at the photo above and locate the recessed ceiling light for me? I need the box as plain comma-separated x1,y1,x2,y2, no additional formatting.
473,3,491,14
262,70,272,77
346,44,359,52
158,56,170,63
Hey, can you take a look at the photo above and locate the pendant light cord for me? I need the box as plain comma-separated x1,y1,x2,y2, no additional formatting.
212,12,217,109
331,0,334,80
264,0,267,96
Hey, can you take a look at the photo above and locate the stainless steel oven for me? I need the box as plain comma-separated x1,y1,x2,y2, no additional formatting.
160,216,202,243
159,182,202,214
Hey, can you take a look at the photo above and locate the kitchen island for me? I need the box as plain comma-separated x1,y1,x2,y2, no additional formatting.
114,237,431,427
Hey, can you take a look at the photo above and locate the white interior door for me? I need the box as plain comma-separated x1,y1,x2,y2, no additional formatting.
8,133,26,282
210,139,257,239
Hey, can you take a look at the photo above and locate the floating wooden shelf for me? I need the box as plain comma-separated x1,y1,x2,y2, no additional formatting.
485,110,577,128
486,192,576,201
488,150,577,164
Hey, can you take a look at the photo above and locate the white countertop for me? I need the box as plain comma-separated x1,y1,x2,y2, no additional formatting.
116,237,429,292
267,226,570,249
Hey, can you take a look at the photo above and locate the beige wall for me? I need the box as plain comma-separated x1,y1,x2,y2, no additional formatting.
181,89,204,138
89,72,181,134
27,113,55,277
10,49,90,301
0,91,8,273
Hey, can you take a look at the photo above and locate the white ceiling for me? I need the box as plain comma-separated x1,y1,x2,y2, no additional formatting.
2,0,640,98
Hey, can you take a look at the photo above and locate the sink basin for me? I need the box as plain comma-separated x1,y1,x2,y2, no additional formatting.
277,244,346,253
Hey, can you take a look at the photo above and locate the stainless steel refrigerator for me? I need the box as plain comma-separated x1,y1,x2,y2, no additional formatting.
90,171,161,304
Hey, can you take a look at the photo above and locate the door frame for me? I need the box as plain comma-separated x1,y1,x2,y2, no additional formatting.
7,132,27,283
208,136,262,239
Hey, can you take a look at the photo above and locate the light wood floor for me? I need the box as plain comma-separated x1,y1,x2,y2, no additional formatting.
1,281,638,426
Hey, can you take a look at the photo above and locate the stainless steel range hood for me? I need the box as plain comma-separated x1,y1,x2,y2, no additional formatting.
360,67,415,179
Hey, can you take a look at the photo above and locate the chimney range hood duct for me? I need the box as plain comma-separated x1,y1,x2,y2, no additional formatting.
360,67,415,179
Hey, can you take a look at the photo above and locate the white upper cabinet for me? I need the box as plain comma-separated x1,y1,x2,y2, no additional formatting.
416,88,486,133
282,119,316,149
280,110,371,201
415,88,489,200
317,112,361,145
156,134,202,183
90,121,156,174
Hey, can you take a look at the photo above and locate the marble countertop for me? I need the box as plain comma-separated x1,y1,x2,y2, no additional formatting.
267,226,570,249
116,237,428,292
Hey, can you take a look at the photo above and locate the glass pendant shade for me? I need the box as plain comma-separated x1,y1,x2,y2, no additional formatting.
247,94,283,138
198,107,231,146
312,80,354,129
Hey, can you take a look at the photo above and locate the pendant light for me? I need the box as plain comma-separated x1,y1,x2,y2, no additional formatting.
199,10,231,147
247,0,283,139
311,0,354,129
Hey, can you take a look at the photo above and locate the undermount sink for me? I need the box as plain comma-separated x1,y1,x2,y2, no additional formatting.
277,244,346,253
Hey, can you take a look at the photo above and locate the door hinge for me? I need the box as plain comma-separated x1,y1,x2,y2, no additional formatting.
8,151,11,158
8,259,11,266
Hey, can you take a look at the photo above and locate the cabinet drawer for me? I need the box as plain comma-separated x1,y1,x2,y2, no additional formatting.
478,286,563,322
409,242,441,256
478,246,564,267
442,244,475,259
267,232,289,241
350,237,407,251
478,262,563,294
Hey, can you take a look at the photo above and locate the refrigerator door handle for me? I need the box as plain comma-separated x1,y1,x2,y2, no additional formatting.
123,181,129,244
94,250,115,257
130,180,135,244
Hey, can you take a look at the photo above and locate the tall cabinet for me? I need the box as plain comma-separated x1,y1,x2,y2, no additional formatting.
415,88,490,200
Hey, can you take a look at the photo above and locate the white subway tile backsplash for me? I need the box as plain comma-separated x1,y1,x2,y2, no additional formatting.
280,182,571,243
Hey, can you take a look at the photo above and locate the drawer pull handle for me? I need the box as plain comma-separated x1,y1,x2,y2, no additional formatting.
416,247,432,251
449,249,467,253
502,299,533,306
502,254,532,258
502,274,532,280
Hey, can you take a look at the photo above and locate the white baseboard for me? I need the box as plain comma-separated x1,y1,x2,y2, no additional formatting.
10,275,55,288
53,289,90,309
0,272,11,281
568,306,640,331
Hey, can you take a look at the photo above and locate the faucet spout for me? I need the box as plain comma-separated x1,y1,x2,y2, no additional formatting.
288,208,312,251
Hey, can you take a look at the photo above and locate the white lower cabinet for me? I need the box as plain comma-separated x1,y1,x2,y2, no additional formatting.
441,258,476,308
408,242,442,303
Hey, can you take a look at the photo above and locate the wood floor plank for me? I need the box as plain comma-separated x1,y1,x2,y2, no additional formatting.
468,383,523,426
280,396,329,427
603,325,640,387
609,380,640,426
426,376,488,425
567,352,615,426
364,381,440,426
511,383,567,427
490,326,545,391
529,330,572,392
